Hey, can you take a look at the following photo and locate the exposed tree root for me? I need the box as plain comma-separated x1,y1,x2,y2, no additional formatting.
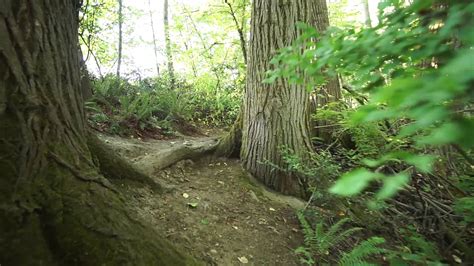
134,138,219,175
214,112,242,158
87,134,163,192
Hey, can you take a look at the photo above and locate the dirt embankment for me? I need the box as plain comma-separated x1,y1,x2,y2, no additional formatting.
103,134,305,265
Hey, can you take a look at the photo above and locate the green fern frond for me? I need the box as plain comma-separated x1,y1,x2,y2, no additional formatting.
325,218,351,239
296,212,363,259
323,227,362,252
297,211,314,246
339,237,386,266
295,246,315,266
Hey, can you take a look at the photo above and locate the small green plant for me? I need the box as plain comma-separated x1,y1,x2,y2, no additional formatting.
387,227,443,265
266,0,474,202
295,211,362,265
339,237,386,266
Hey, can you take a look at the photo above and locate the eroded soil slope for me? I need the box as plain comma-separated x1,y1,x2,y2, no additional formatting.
106,135,305,265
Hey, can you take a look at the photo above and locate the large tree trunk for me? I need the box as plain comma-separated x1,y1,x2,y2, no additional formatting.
0,1,197,264
241,0,325,198
308,0,342,141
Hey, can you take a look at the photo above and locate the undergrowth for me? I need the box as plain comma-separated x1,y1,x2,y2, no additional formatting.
86,74,241,138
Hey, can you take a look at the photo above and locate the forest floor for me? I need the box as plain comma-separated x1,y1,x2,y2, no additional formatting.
101,133,306,265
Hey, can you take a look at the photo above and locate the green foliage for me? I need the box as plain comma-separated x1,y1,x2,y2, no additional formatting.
454,197,474,224
79,0,119,72
388,227,443,265
312,102,390,161
185,74,242,126
328,0,363,28
267,0,474,200
339,237,386,266
296,211,362,264
281,147,341,182
86,74,240,136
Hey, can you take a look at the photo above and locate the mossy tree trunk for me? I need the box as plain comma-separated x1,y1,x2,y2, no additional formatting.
241,0,322,198
0,1,197,264
215,111,242,158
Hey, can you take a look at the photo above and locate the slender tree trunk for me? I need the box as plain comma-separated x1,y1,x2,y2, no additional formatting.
362,0,372,27
224,0,248,65
148,0,160,76
117,0,123,78
242,0,323,198
0,1,196,264
164,0,176,89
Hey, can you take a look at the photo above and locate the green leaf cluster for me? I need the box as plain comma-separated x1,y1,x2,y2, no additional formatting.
268,0,474,200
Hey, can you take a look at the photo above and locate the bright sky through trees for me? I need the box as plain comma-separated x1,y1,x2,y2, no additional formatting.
86,0,379,78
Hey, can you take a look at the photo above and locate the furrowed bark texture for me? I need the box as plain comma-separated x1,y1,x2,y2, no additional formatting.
308,0,341,140
0,1,197,264
242,0,328,197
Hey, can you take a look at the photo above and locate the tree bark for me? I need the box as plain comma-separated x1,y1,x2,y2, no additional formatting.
308,0,342,141
164,0,176,89
241,0,323,198
0,1,197,264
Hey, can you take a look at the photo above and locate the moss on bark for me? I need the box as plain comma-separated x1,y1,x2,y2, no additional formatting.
214,111,242,158
0,1,201,264
0,163,200,265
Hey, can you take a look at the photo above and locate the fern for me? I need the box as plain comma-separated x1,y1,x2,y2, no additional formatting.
296,211,362,261
319,218,362,252
339,237,386,266
294,246,315,266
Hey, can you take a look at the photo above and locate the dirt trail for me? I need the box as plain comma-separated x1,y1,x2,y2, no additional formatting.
103,134,305,265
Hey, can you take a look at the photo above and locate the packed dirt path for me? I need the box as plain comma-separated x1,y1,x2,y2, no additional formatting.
102,134,305,265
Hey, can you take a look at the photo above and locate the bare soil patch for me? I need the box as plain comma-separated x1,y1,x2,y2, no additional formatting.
109,135,305,265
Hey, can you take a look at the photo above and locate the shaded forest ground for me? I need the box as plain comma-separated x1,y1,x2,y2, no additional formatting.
101,134,306,265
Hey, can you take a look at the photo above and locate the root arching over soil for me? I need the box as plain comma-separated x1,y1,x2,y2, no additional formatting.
103,134,306,265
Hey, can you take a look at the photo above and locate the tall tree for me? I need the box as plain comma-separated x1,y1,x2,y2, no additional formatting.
148,0,161,76
241,0,333,197
164,0,176,89
309,0,341,139
362,0,372,27
0,0,195,264
117,0,124,77
224,0,249,65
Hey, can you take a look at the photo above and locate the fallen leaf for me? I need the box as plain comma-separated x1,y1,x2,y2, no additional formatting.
238,256,249,264
187,202,198,208
452,254,462,264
